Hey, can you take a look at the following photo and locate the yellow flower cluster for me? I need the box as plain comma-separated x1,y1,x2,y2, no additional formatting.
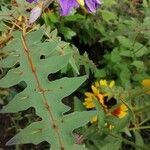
83,80,128,126
83,80,114,109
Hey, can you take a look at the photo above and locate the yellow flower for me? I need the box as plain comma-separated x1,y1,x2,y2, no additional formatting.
91,85,99,95
100,79,115,88
109,80,115,88
83,98,95,109
100,80,107,86
83,86,107,109
83,79,128,124
142,79,150,94
97,93,107,108
83,92,95,109
111,104,128,118
83,80,115,109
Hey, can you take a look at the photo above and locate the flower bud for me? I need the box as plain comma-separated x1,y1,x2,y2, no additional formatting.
29,6,42,24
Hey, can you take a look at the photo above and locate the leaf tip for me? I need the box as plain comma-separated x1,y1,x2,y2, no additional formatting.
6,137,17,146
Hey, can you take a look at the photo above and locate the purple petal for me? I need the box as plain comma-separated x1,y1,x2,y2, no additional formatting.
85,0,101,13
29,6,42,24
59,0,79,16
26,0,38,3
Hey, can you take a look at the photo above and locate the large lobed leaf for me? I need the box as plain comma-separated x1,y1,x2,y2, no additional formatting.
0,29,95,150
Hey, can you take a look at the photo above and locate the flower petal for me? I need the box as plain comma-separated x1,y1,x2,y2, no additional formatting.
91,85,99,95
85,0,101,13
84,92,94,97
26,0,38,3
29,6,42,24
100,79,107,86
59,0,79,16
109,80,115,88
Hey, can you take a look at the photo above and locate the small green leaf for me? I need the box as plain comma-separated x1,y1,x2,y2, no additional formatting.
95,69,106,78
133,42,148,57
131,61,146,71
60,27,76,40
134,131,144,150
101,10,117,22
111,48,121,63
74,96,86,111
117,36,132,48
93,99,105,128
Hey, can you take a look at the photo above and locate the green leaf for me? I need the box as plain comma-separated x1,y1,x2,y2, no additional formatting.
74,96,86,111
93,99,105,128
117,36,132,48
64,14,85,22
111,48,121,63
134,131,144,150
103,0,117,7
100,140,121,150
119,64,131,84
60,27,76,40
0,29,93,149
131,61,146,71
106,111,131,131
6,111,96,149
101,10,117,22
120,50,133,58
133,42,148,57
95,69,106,78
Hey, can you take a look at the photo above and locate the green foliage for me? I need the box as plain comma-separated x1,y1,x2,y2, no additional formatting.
41,0,150,86
0,28,96,149
0,0,150,150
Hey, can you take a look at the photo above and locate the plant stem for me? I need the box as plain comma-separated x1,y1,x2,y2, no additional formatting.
134,105,150,114
129,125,150,131
138,117,150,126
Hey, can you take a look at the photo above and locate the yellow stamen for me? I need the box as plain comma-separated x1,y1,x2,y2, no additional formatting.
90,115,97,123
76,0,85,6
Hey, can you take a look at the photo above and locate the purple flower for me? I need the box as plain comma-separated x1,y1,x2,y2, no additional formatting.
29,5,42,24
59,0,101,16
85,0,101,13
26,0,37,3
59,0,79,16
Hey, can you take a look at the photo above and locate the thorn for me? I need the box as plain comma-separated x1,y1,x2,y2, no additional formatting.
20,96,29,100
14,71,23,76
39,88,44,93
61,146,65,150
52,124,57,129
31,128,42,134
44,102,50,110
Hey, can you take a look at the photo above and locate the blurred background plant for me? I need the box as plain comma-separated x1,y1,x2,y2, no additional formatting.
0,0,150,149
